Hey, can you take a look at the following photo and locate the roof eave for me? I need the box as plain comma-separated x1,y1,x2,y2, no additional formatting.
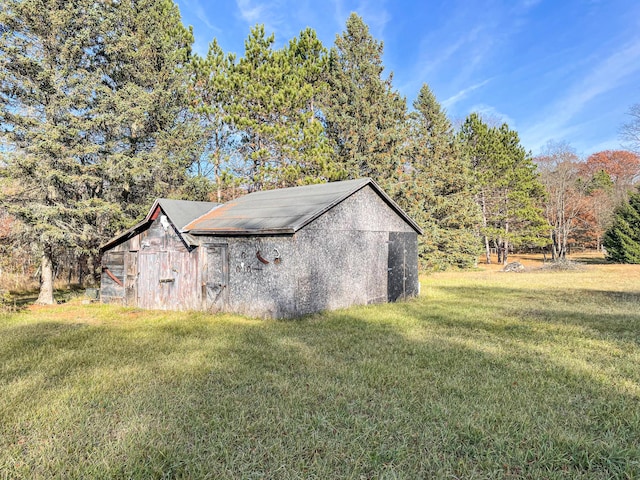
99,218,150,252
186,227,296,236
291,178,424,235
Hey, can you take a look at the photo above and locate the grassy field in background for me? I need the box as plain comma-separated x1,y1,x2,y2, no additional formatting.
1,257,639,478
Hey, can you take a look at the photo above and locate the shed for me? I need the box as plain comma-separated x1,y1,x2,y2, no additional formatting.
100,178,422,318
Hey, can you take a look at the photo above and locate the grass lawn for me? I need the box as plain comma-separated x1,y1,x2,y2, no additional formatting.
1,259,639,478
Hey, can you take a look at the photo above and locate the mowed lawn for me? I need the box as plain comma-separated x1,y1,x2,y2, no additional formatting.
1,262,639,478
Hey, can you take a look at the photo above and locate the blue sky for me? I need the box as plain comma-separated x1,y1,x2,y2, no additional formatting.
174,0,640,157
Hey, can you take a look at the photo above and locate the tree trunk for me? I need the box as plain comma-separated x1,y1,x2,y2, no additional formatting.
215,150,222,204
502,239,509,265
550,230,558,261
481,192,490,264
36,246,55,305
484,235,491,264
503,222,509,265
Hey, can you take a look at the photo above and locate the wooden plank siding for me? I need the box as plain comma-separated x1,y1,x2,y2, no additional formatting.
100,214,202,310
101,250,125,303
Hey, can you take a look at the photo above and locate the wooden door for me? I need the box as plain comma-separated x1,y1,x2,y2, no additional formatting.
205,244,229,313
137,251,160,309
125,251,138,306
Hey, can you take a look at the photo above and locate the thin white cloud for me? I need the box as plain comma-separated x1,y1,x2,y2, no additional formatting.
330,0,347,29
234,0,309,43
442,79,491,109
180,0,215,30
519,0,542,9
356,0,391,38
326,0,390,40
522,38,640,152
468,103,516,129
236,0,268,24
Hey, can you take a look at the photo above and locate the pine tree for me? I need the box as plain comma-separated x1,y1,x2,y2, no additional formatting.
458,113,547,264
190,39,238,202
322,13,407,189
229,26,336,191
95,0,197,216
0,0,195,303
399,84,480,270
603,189,640,263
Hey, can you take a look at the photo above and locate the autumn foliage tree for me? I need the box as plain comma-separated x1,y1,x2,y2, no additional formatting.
534,147,640,255
535,142,590,259
580,150,640,204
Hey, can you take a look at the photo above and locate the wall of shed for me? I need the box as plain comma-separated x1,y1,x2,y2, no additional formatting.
194,235,296,318
101,215,201,310
201,185,419,318
292,185,418,315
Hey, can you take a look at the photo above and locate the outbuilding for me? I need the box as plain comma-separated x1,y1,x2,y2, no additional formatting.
100,178,422,318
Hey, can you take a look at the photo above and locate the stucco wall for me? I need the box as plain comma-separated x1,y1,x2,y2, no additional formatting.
216,236,297,318
292,185,418,315
203,185,419,318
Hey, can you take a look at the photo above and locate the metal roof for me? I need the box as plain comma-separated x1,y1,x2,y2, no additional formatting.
183,178,423,235
101,179,422,252
156,198,218,230
100,198,220,251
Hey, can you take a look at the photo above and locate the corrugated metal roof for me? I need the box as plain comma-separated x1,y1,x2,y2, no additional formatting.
184,178,422,235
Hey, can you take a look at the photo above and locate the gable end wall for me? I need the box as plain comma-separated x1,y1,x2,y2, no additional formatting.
292,185,418,316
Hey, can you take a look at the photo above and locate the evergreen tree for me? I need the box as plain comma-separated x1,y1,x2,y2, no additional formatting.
399,84,480,270
230,26,336,191
603,189,640,263
0,0,195,303
458,113,547,264
190,39,238,202
95,0,197,215
322,13,407,188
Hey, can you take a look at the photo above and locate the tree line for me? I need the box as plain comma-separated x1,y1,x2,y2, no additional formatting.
1,0,639,303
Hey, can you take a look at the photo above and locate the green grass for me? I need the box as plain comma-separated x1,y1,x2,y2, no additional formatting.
1,265,639,478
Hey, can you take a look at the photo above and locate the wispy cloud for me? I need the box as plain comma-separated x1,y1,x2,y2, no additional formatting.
442,79,491,109
180,0,215,30
235,0,322,43
468,103,516,128
356,0,391,38
522,38,640,152
519,0,542,9
236,0,268,24
326,0,390,39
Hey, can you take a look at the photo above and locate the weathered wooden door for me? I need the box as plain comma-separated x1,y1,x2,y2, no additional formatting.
137,251,161,309
125,251,138,306
205,244,229,313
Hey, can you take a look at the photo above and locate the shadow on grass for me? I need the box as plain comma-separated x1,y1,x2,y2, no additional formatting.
429,284,640,340
570,254,612,265
1,301,639,478
1,285,86,312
